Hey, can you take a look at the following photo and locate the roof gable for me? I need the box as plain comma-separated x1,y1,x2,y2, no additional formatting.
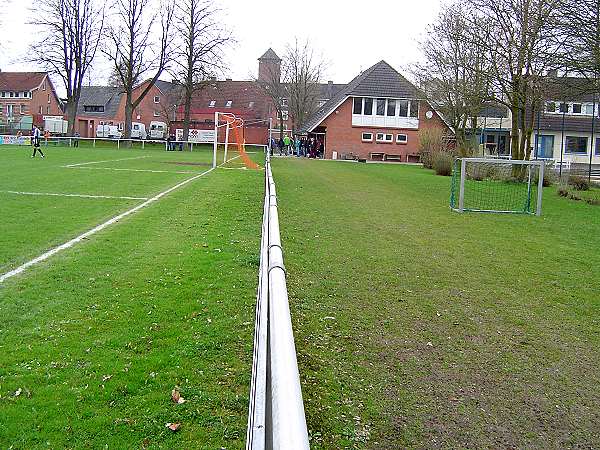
301,60,422,132
0,72,47,91
77,86,123,118
259,48,281,61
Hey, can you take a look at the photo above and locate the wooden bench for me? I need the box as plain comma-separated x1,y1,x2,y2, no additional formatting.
369,152,385,161
385,154,403,162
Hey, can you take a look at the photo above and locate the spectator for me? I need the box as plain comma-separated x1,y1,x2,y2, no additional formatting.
278,137,284,156
283,134,291,155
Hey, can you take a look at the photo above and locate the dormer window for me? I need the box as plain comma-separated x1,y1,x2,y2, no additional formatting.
225,100,232,108
248,101,254,108
84,105,105,112
153,96,160,103
209,100,216,107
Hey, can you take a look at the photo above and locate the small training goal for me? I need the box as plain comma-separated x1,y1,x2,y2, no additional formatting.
450,158,545,216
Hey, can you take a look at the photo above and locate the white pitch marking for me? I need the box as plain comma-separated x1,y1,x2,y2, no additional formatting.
0,154,241,284
63,155,151,168
1,191,148,201
68,166,199,174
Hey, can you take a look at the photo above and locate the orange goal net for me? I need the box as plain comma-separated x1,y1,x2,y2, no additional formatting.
216,112,260,170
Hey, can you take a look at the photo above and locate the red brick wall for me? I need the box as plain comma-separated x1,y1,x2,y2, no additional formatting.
320,97,449,161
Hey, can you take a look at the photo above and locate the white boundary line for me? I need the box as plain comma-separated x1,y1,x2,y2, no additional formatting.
63,155,151,168
0,191,148,201
67,166,199,174
0,154,241,284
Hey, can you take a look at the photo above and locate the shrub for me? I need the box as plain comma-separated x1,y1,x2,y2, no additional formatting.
568,175,590,191
432,152,454,176
419,127,452,169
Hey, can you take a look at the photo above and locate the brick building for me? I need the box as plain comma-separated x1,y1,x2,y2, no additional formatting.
300,61,451,162
75,80,178,137
0,72,63,132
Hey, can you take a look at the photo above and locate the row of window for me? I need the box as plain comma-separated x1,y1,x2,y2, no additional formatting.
362,132,408,144
535,134,600,157
2,104,51,116
353,97,419,118
1,91,31,99
546,101,599,116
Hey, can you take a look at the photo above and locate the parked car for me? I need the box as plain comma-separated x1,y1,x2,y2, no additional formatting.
96,124,122,139
149,121,167,140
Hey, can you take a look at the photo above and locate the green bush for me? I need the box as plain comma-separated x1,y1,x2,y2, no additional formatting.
569,176,590,191
432,152,454,176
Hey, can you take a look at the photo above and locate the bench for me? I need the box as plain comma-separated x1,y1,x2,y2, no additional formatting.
369,152,385,161
385,154,403,162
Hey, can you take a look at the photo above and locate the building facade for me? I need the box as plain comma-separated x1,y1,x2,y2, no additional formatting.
0,72,63,132
301,61,450,162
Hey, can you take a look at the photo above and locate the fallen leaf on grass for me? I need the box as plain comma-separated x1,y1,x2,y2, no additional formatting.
165,422,181,431
171,388,186,404
14,388,22,397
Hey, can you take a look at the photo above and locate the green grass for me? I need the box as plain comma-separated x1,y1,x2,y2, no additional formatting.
272,159,600,449
0,145,264,448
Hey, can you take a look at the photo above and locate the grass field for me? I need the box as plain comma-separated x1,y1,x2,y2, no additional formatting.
272,158,600,449
0,144,264,448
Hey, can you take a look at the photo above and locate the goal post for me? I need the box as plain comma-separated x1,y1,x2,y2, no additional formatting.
214,112,260,170
450,158,545,216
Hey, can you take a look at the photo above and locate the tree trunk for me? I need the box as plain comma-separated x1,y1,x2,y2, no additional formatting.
279,109,284,141
124,92,133,146
510,105,520,159
183,84,192,149
66,99,78,136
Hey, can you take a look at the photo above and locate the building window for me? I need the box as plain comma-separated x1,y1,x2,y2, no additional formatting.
209,100,216,107
153,95,160,103
118,123,124,131
20,104,26,114
572,103,582,114
48,93,51,104
376,98,386,116
9,92,14,98
225,100,232,108
387,99,396,116
409,101,419,118
153,111,160,117
363,98,373,115
596,137,600,155
584,104,595,115
559,102,568,113
281,110,289,121
376,133,393,142
0,92,4,98
535,134,554,158
249,101,254,108
6,104,14,117
83,105,104,112
396,134,408,144
353,97,362,114
362,132,373,142
398,100,409,117
47,106,50,114
565,136,587,153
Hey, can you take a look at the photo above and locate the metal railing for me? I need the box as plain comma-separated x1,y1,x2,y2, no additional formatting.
246,153,310,450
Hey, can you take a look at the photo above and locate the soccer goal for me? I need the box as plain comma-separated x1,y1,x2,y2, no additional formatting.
450,158,545,216
214,112,260,170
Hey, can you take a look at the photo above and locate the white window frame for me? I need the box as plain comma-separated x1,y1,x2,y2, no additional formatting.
376,132,393,143
7,104,14,117
153,110,160,117
39,105,43,114
396,134,408,144
153,95,160,103
281,110,289,121
362,132,373,142
225,100,232,108
209,100,216,107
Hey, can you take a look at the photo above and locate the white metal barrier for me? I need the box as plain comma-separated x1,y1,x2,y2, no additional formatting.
246,153,310,450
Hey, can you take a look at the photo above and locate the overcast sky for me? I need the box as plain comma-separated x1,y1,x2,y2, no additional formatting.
0,0,443,90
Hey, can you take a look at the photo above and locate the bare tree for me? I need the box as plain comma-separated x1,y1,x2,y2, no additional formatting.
283,39,326,134
103,0,174,140
172,0,230,143
469,0,563,160
30,0,105,135
156,82,185,132
415,2,492,150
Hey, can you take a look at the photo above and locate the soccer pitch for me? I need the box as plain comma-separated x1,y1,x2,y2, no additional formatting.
0,144,264,448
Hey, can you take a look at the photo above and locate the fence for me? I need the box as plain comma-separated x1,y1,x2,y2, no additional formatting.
246,153,310,450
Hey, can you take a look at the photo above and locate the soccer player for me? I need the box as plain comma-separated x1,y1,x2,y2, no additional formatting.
31,125,44,158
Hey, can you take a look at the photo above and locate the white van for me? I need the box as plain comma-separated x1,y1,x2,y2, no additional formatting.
44,117,68,135
149,121,167,139
96,124,122,138
131,122,147,140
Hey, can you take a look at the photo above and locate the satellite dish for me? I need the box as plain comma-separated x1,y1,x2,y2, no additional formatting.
425,111,434,119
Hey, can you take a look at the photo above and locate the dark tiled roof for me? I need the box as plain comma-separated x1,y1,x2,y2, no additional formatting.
301,60,422,132
77,86,123,119
318,82,346,100
479,103,509,118
188,81,272,120
259,48,281,61
0,72,47,91
544,76,596,102
155,80,177,95
539,114,599,133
